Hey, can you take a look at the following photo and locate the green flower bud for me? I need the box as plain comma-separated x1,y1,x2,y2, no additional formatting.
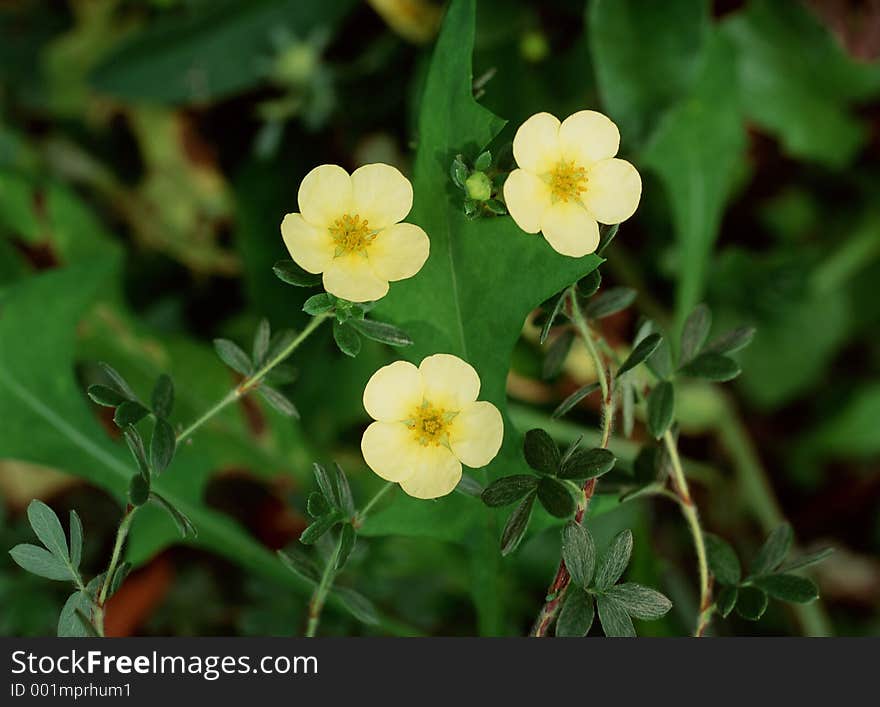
465,172,492,202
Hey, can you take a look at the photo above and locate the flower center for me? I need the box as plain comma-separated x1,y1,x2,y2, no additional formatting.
406,401,457,447
548,159,587,203
329,213,375,257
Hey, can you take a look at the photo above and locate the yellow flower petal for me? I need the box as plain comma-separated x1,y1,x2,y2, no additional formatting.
369,222,430,282
350,163,413,229
361,421,419,482
398,445,463,499
583,158,642,225
298,164,352,227
540,201,600,257
558,110,620,167
280,213,334,273
503,169,552,234
363,360,423,421
513,112,561,174
322,255,389,302
448,401,504,468
419,353,480,411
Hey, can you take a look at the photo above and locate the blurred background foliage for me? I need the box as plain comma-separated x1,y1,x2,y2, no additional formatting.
0,0,878,636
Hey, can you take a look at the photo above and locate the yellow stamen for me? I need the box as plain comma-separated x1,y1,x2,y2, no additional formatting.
329,213,375,256
548,159,587,203
406,401,455,447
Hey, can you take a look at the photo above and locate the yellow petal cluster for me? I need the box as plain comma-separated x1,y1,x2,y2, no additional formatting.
503,110,641,257
281,163,429,302
361,354,504,499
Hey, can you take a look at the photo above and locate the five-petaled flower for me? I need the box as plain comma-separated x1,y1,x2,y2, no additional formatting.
281,163,430,302
361,354,504,499
503,110,641,257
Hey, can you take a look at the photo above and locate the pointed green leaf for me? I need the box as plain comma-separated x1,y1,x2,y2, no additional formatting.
302,293,335,316
736,586,768,620
150,374,174,419
332,320,361,358
605,582,672,620
277,548,320,585
69,510,83,572
150,417,176,474
597,595,636,637
252,318,271,365
752,573,818,604
680,304,712,363
87,384,127,408
617,333,662,377
542,329,574,379
537,477,576,518
481,474,538,507
500,491,535,556
213,339,252,375
540,291,568,345
552,382,600,419
647,381,675,439
595,529,633,590
300,512,341,545
336,523,357,571
556,587,595,637
717,585,738,618
562,521,596,588
585,287,637,320
272,259,322,287
259,385,300,418
705,325,755,355
751,523,793,576
705,533,741,586
558,447,616,480
680,352,741,381
27,500,69,562
113,400,150,428
9,544,73,581
349,318,414,347
523,428,560,475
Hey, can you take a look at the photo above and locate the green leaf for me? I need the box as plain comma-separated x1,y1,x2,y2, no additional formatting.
647,381,675,439
537,477,576,519
9,544,73,581
313,463,339,509
751,524,793,576
58,591,96,637
108,562,132,597
150,374,174,419
87,384,127,408
540,291,568,345
617,333,662,378
113,400,150,428
90,0,357,105
605,582,672,620
596,595,636,637
679,352,741,381
736,586,769,621
542,329,574,379
332,321,361,358
481,475,538,507
300,512,341,545
585,287,637,320
148,492,197,539
26,499,69,563
349,318,413,347
577,270,602,299
129,474,151,507
596,224,619,256
562,522,596,588
371,0,602,632
552,383,600,419
595,529,633,590
717,585,738,618
213,338,252,375
252,318,271,366
522,429,560,475
647,333,674,380
272,259,323,287
558,447,616,481
474,150,491,171
680,304,712,364
704,533,742,586
334,587,380,626
589,0,709,143
450,156,469,189
335,523,357,571
780,547,834,573
642,31,745,330
332,463,355,516
303,293,336,316
150,418,176,475
277,548,320,585
752,574,818,604
307,492,330,518
556,587,595,637
258,385,300,418
97,362,138,401
123,426,150,478
500,491,535,556
69,510,83,572
705,325,755,355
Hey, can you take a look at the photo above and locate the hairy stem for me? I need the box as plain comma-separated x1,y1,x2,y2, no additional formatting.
531,287,612,637
305,532,344,638
93,507,138,637
662,430,712,636
177,314,329,443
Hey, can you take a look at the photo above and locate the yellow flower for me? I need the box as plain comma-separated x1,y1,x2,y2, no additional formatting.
503,110,641,257
361,354,504,499
281,163,429,302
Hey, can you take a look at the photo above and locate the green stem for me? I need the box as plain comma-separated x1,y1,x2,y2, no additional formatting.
176,314,329,443
305,532,344,638
93,507,138,637
355,482,394,527
662,430,711,636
